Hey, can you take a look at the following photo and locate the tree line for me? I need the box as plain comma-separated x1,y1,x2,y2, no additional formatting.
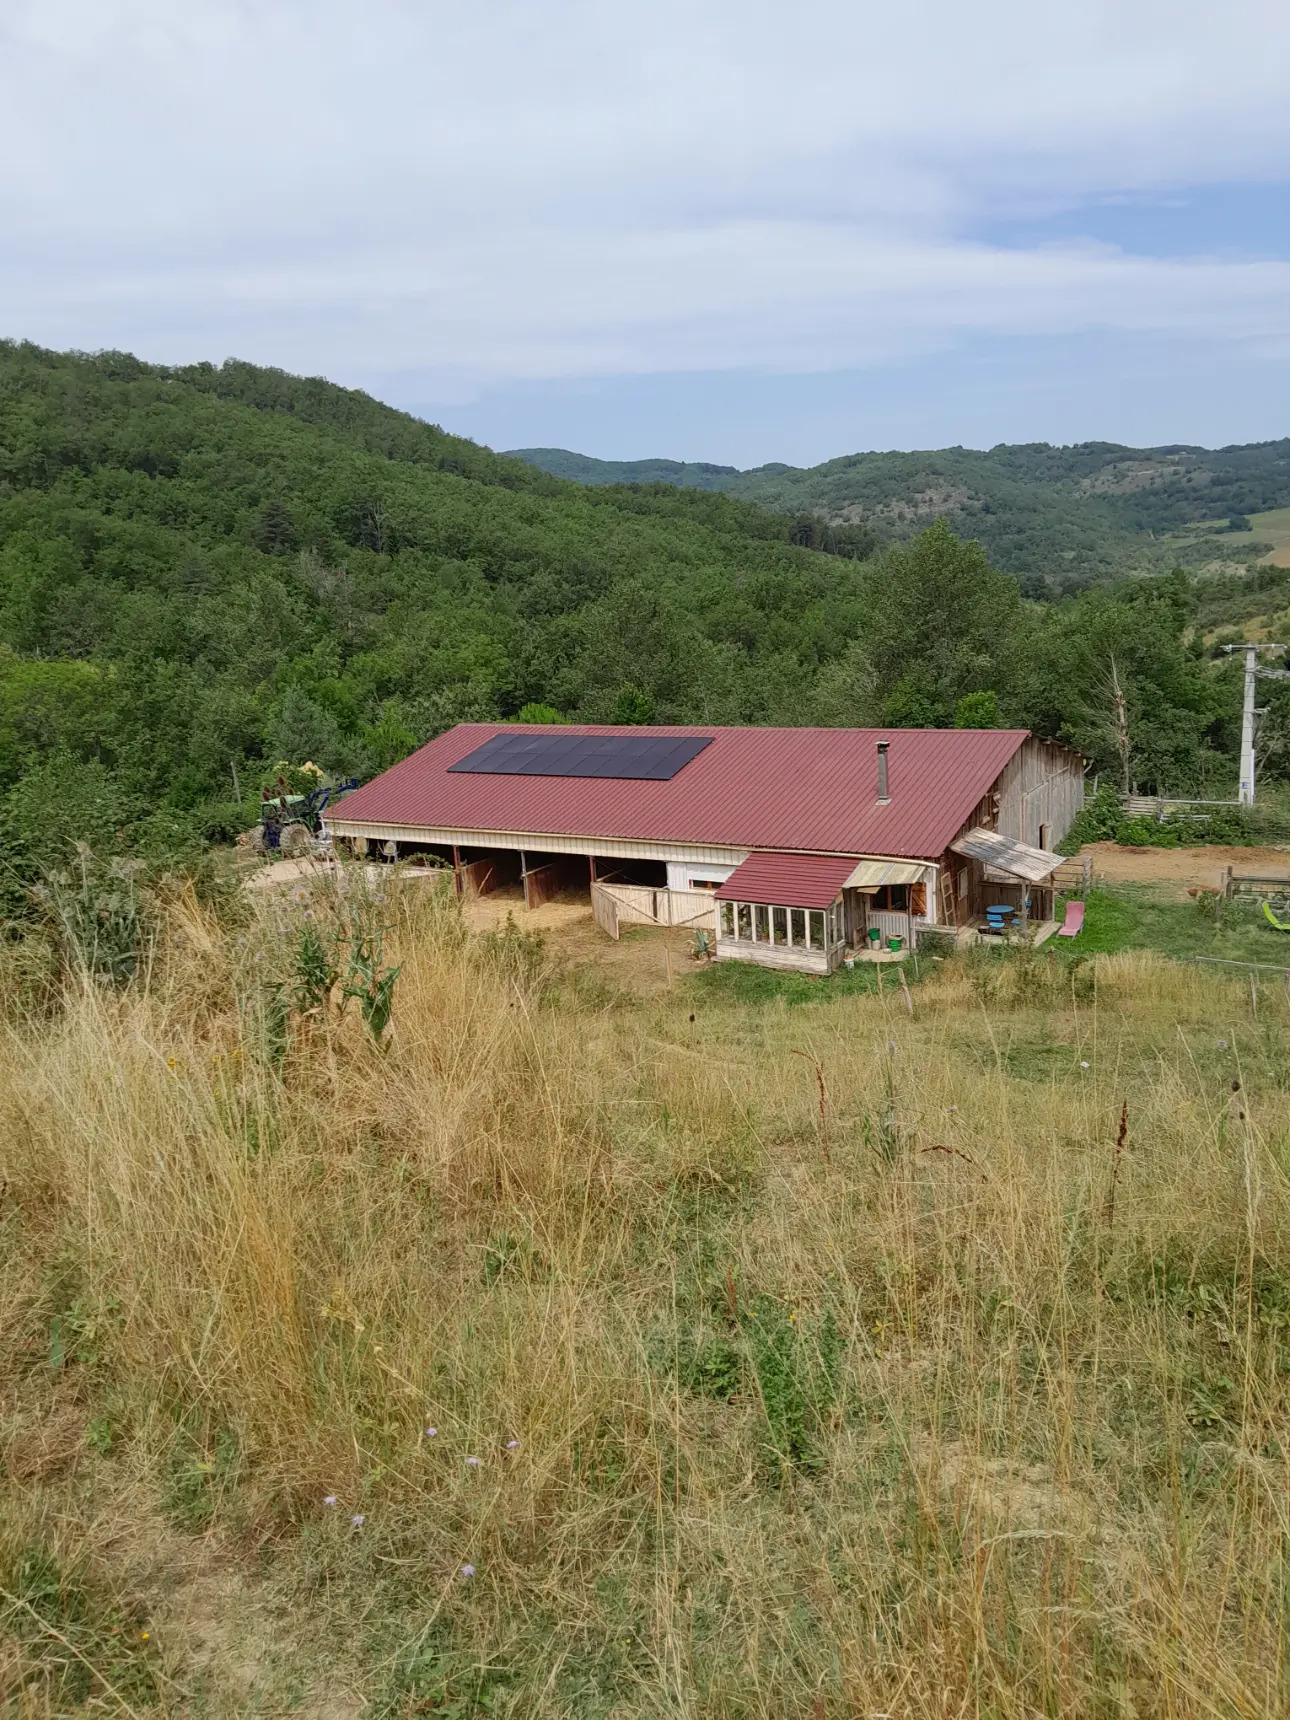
0,340,1266,909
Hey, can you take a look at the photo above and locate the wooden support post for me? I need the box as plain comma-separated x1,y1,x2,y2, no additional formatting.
589,855,597,884
452,844,463,896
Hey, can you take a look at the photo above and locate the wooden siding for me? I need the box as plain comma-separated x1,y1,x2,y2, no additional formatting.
666,861,734,891
716,940,830,975
523,862,562,910
993,738,1085,850
865,908,913,946
460,857,503,898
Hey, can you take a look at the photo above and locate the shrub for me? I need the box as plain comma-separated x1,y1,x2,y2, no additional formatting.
1058,784,1123,851
32,846,150,986
1059,783,1258,852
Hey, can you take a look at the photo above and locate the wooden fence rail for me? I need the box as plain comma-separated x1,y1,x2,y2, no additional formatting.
1051,854,1092,896
1123,795,1242,817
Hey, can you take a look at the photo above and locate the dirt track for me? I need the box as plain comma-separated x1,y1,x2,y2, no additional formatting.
1083,842,1290,899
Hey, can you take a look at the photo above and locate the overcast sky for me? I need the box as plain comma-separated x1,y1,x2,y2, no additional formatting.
2,0,1289,464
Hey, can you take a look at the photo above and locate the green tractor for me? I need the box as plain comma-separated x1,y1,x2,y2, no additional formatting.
248,775,359,857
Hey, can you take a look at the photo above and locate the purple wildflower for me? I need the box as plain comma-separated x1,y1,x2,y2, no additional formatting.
323,1495,338,1507
465,1455,481,1467
460,1563,476,1579
351,1514,365,1527
424,1426,437,1438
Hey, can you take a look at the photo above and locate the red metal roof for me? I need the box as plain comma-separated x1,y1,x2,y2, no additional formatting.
715,852,858,908
332,724,1032,860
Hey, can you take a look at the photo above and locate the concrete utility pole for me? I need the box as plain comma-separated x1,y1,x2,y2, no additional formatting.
1225,643,1290,806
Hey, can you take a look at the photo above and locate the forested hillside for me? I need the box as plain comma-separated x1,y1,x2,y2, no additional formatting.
0,340,1282,906
503,447,741,490
510,438,1290,589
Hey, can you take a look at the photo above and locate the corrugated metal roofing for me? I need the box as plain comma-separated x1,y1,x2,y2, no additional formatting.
844,859,928,891
950,827,1064,881
334,724,1032,860
715,851,858,908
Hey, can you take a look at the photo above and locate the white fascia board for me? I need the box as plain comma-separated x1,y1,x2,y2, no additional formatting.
327,818,942,869
324,821,747,868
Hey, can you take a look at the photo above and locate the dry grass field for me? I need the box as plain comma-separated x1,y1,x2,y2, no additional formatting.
1250,509,1290,571
4,867,1290,1717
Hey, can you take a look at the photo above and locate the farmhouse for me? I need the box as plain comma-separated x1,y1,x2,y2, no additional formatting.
327,724,1084,974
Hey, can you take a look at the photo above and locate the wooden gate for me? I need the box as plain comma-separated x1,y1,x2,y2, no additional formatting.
591,881,620,939
590,883,716,940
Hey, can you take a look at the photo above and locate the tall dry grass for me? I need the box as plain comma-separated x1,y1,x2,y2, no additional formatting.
4,872,1290,1716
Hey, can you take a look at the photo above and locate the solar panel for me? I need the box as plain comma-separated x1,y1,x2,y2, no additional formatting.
449,732,713,781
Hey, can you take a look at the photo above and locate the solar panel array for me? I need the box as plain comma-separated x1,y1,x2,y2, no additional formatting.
449,732,714,781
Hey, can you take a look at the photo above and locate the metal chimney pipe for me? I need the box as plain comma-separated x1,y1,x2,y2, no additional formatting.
877,740,890,803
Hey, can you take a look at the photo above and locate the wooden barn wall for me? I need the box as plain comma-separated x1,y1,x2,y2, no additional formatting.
938,740,1083,926
993,740,1085,849
460,858,502,898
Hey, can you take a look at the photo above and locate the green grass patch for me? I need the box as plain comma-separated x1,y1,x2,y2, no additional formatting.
689,954,934,1007
1063,884,1290,966
998,1038,1091,1082
3,1543,158,1711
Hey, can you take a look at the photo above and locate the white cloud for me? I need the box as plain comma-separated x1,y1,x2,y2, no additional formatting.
1,0,1289,396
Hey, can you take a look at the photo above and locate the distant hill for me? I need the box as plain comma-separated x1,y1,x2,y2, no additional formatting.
504,447,740,489
507,439,1290,589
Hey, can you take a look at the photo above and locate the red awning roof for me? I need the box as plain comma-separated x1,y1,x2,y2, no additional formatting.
332,724,1035,860
715,851,858,909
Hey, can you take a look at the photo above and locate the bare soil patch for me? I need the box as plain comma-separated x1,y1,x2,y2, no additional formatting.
465,885,709,998
1083,841,1290,898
